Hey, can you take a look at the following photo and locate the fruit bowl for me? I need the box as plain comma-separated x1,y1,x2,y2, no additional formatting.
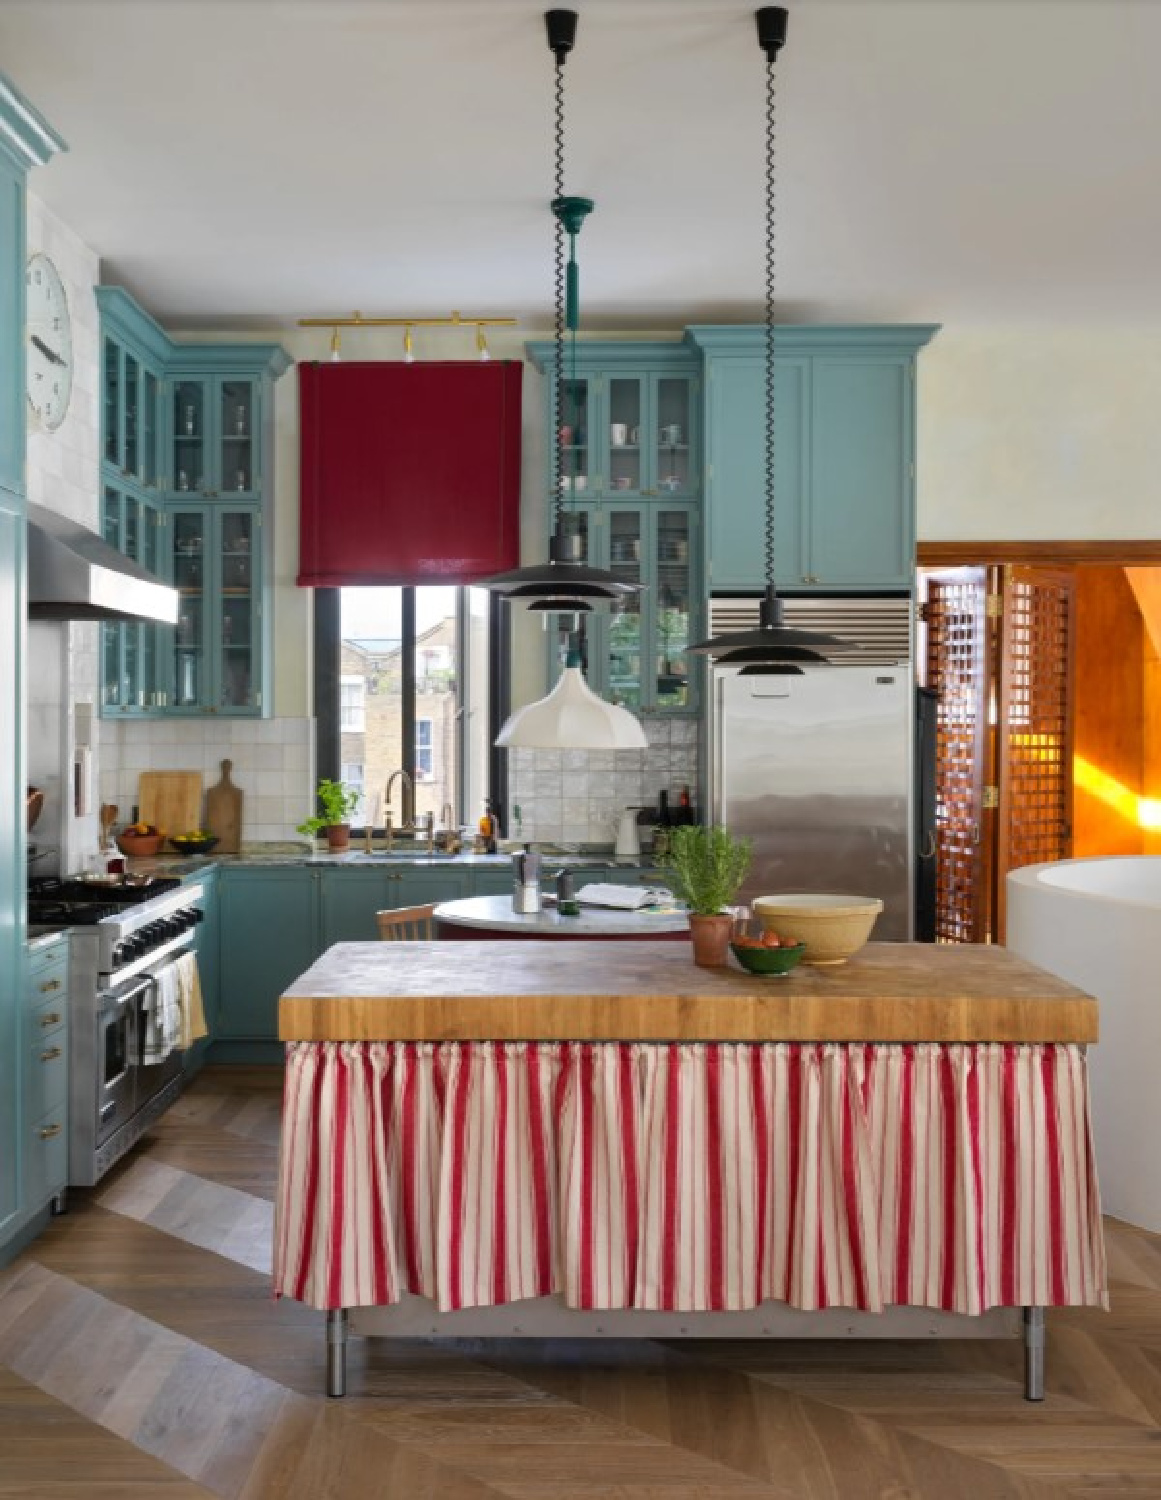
752,894,883,966
168,834,220,857
731,940,806,976
115,830,163,858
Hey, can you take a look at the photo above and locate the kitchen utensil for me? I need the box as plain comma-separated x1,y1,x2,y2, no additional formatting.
138,771,203,841
169,834,220,857
205,759,243,853
614,808,641,859
752,893,883,965
730,940,806,975
116,831,164,858
99,802,117,850
512,848,542,914
26,786,44,833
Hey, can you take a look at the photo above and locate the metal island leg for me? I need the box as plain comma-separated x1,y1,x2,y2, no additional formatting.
326,1308,348,1398
1023,1306,1045,1401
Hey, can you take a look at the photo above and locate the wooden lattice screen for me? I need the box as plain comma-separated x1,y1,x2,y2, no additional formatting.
923,568,989,943
994,565,1076,941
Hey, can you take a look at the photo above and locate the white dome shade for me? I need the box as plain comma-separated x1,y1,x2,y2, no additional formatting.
495,667,648,750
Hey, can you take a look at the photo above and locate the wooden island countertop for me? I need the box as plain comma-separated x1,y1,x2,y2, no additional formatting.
278,940,1097,1045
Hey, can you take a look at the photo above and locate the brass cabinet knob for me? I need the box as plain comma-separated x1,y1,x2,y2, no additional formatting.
40,1046,62,1063
39,977,61,993
39,1123,62,1140
40,1012,62,1028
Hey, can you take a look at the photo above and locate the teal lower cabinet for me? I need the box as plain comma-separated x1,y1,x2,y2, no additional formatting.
215,868,318,1057
3,937,70,1263
318,868,396,946
468,869,513,899
391,867,472,910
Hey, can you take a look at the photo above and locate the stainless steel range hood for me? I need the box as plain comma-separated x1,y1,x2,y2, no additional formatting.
27,501,179,625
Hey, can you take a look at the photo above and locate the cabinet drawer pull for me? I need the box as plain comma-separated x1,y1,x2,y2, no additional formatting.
39,1123,62,1141
40,1012,62,1028
39,977,62,993
40,1046,63,1063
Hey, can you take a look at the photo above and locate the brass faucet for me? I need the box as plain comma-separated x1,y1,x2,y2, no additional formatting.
435,802,461,855
383,769,414,850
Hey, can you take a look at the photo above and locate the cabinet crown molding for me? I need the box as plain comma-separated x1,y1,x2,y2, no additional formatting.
0,73,65,173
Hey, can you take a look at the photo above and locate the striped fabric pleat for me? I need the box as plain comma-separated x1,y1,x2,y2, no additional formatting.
273,1039,1108,1316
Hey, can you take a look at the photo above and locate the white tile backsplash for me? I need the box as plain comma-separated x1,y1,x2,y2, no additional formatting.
506,715,702,848
99,716,315,840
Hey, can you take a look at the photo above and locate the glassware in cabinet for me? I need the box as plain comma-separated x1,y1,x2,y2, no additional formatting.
172,379,206,493
607,378,643,495
654,377,694,497
218,509,258,711
653,508,693,709
606,508,644,709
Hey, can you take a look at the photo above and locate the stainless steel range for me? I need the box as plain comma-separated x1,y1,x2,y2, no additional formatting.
28,876,206,1187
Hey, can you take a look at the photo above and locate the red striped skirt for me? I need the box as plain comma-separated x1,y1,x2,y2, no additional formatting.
274,1040,1107,1316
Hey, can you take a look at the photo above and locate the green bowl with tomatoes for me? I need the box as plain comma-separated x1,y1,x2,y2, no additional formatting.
730,939,807,976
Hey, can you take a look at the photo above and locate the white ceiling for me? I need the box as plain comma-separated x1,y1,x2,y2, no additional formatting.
2,0,1159,330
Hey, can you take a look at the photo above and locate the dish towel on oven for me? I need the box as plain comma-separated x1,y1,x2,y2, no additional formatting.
142,965,181,1063
174,951,207,1051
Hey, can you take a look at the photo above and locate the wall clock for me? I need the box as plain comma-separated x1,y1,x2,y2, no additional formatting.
26,251,73,431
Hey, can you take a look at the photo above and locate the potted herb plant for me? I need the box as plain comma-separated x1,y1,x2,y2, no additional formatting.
297,777,361,853
663,823,752,967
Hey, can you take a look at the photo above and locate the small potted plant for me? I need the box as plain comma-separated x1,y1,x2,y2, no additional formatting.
663,823,752,967
297,778,360,853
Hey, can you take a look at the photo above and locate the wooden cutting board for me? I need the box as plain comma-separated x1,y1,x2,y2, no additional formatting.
137,771,203,839
205,759,243,853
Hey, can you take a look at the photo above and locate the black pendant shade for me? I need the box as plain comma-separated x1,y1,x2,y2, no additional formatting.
687,8,856,670
479,9,645,613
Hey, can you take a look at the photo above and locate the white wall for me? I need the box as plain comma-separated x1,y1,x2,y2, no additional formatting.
918,326,1161,542
25,194,101,875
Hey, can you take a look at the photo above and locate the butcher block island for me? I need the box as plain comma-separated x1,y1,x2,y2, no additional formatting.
275,940,1106,1400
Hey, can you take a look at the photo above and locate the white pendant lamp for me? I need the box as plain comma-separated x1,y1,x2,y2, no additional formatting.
496,654,648,750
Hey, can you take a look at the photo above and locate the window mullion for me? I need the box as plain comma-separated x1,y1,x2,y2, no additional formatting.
402,588,417,801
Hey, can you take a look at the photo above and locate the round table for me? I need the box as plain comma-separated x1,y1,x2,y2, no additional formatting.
433,894,689,941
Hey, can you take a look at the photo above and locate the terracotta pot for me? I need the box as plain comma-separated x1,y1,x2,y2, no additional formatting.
325,823,351,852
688,913,733,968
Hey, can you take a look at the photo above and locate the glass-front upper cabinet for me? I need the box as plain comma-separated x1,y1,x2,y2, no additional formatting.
103,336,161,487
101,486,163,712
606,374,696,499
169,504,261,714
546,500,699,716
169,375,260,498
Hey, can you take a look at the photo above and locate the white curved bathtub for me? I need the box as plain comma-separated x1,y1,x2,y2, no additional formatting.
1008,856,1161,1233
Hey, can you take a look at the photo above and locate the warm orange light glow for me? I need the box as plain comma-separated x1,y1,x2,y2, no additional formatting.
1140,798,1161,830
1073,756,1158,829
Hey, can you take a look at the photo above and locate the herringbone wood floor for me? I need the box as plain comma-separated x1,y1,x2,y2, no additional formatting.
2,1066,1160,1499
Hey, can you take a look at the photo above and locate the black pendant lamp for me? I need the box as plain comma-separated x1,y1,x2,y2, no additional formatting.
688,7,857,676
482,10,642,613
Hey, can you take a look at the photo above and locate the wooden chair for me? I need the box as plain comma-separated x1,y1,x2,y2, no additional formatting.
376,903,437,941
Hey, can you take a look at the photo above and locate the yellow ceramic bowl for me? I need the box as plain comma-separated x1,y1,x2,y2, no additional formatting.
752,893,883,966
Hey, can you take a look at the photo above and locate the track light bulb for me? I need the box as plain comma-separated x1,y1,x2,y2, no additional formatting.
329,327,341,362
403,326,415,363
476,326,491,362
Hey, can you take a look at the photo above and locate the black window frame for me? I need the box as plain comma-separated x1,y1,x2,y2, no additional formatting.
312,587,510,832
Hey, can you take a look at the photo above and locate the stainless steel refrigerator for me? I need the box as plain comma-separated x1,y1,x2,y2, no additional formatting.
708,599,914,940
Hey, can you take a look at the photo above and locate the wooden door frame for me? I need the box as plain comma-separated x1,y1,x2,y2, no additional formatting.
919,541,1161,566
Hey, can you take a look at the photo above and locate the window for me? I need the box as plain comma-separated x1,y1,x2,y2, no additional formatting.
340,676,365,731
341,762,366,824
315,586,505,829
415,719,433,781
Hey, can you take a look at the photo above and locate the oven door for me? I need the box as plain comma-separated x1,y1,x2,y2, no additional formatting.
97,981,142,1151
134,953,188,1109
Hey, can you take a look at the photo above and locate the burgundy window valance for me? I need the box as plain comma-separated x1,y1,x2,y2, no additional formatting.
297,360,522,588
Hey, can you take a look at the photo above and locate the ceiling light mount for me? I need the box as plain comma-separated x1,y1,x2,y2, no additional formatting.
545,8,578,65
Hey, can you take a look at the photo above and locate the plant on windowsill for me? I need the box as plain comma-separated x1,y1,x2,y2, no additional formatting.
297,778,361,853
663,823,752,968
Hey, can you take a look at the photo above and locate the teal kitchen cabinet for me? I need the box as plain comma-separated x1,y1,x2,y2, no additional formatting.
526,342,699,504
318,867,394,946
548,500,701,715
23,939,68,1221
685,325,939,593
168,503,263,714
95,288,290,719
527,341,703,716
100,484,165,711
166,372,262,500
216,868,318,1044
0,77,64,1259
